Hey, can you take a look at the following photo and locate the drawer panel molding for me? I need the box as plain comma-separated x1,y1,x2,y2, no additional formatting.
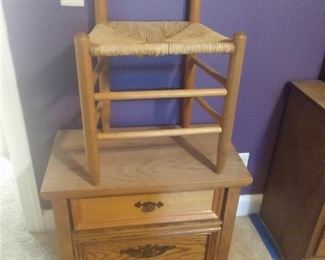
74,235,208,260
71,190,216,230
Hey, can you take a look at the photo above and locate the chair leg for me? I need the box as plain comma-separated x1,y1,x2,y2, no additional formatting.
182,55,196,128
98,60,111,132
74,33,100,185
216,33,247,173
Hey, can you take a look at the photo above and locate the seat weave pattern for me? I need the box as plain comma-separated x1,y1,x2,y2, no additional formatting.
89,21,235,57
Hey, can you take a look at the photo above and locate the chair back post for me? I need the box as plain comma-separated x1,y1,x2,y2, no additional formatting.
189,0,201,22
182,0,202,128
94,0,111,133
216,32,247,173
95,0,108,24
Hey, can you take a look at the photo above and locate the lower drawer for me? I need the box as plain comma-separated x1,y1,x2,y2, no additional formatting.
74,235,207,260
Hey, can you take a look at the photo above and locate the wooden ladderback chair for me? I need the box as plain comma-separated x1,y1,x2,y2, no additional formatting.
74,0,247,185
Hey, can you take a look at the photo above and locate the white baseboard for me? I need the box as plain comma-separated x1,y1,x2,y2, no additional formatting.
42,194,263,231
238,152,250,167
236,194,263,216
60,0,84,7
236,152,263,216
42,209,56,231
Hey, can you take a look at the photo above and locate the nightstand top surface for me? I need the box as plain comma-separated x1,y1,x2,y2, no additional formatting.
41,129,252,199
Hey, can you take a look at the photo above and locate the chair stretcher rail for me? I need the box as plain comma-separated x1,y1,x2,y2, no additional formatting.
92,57,106,86
97,125,222,140
94,88,227,101
95,101,104,125
190,57,227,86
194,97,221,121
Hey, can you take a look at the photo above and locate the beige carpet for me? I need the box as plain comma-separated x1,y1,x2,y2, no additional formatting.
0,156,271,259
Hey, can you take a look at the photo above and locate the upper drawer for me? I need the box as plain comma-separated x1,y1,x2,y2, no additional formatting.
70,190,216,230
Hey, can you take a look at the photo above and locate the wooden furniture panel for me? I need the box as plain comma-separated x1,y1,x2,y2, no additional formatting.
215,188,241,260
260,80,325,260
52,200,74,260
71,218,221,244
41,130,252,260
41,131,252,200
71,190,216,230
74,235,208,260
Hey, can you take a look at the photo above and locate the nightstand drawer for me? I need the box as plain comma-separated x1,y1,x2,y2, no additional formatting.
71,190,216,230
74,235,208,260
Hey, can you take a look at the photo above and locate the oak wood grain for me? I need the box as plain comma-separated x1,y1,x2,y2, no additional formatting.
71,190,215,230
206,189,224,259
40,129,252,200
71,218,221,242
52,200,74,260
214,188,240,260
74,235,207,260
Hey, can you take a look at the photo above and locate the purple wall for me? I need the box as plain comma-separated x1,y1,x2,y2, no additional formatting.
3,1,325,199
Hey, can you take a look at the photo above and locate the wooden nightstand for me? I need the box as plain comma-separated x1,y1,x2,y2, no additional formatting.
41,130,252,259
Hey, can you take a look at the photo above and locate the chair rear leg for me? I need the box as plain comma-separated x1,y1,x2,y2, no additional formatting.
74,33,100,185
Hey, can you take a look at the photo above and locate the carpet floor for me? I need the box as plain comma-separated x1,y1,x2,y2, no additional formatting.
0,157,271,259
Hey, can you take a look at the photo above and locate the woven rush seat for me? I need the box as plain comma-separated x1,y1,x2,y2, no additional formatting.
89,21,235,57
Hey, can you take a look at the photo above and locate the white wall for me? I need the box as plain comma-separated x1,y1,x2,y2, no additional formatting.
0,4,44,232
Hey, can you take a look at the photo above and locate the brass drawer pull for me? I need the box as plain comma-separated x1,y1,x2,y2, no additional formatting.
120,244,176,258
134,201,164,213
